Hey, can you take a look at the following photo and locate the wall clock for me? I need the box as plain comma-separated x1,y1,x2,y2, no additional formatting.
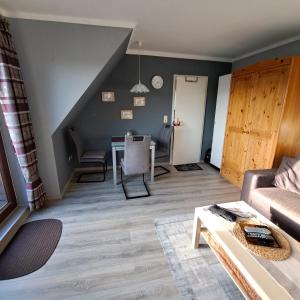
151,75,164,89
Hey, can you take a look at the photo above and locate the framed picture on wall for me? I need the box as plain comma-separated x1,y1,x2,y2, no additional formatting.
121,110,133,120
102,91,115,102
133,96,146,107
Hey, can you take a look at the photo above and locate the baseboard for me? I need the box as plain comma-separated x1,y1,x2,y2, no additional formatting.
62,170,74,197
47,166,108,203
208,162,220,171
46,170,75,203
0,207,30,254
48,167,109,203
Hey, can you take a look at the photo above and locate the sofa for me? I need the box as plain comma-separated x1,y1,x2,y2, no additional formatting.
241,168,300,241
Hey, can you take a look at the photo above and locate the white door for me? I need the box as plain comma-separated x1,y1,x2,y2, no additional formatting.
211,74,232,168
171,75,208,165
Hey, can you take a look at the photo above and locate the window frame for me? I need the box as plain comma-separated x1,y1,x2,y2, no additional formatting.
0,131,17,223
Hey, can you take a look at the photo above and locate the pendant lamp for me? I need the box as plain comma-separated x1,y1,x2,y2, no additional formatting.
130,55,149,93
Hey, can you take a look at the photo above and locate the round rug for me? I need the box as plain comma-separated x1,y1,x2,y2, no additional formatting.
0,219,62,280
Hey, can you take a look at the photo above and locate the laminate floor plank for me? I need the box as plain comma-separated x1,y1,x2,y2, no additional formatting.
0,163,240,300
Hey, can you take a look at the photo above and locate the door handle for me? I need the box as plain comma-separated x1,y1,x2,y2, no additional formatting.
173,117,181,127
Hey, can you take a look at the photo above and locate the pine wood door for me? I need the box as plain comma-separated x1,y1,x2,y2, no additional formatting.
244,66,290,172
221,74,255,186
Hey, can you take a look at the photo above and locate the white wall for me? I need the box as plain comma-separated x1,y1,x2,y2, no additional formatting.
9,18,132,198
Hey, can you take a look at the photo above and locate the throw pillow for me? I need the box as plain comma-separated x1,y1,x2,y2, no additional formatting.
274,155,300,195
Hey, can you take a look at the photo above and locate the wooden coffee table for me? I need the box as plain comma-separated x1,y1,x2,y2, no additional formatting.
192,201,300,300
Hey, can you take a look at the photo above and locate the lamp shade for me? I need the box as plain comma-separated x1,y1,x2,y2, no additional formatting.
130,80,150,93
130,55,149,93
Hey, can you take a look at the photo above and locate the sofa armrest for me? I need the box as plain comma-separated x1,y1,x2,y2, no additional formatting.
240,169,277,203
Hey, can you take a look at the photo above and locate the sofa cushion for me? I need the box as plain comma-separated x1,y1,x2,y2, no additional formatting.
252,187,300,225
274,156,300,195
248,188,273,219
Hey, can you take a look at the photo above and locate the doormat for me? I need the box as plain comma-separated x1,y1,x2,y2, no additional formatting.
0,219,62,280
174,163,203,172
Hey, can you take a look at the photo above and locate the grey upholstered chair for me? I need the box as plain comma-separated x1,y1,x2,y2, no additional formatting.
120,135,151,199
155,124,173,177
68,127,107,183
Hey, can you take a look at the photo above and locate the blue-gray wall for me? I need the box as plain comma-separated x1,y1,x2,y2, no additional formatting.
73,55,231,162
233,39,300,70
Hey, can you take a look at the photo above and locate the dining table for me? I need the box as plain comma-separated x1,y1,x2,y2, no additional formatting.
111,136,156,186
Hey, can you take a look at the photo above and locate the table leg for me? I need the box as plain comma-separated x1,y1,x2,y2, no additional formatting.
112,147,117,185
192,213,201,249
151,146,155,183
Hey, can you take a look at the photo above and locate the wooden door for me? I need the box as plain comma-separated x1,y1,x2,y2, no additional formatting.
221,74,254,186
274,57,300,166
244,66,290,172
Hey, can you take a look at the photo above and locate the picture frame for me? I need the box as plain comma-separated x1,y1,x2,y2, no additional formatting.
133,96,146,107
102,91,115,102
121,110,133,120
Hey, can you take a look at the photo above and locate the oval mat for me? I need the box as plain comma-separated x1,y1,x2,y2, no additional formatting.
0,219,62,280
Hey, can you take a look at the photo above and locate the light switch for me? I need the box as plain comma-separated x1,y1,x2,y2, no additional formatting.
163,115,168,124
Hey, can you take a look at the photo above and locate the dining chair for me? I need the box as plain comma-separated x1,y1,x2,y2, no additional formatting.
120,135,151,199
155,124,173,177
68,127,107,183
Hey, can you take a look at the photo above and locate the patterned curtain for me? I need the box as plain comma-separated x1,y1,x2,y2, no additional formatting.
0,16,46,211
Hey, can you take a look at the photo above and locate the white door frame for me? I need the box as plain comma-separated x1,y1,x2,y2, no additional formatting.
170,74,208,165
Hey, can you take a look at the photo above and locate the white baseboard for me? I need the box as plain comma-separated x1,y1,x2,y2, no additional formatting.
62,171,74,196
47,166,111,203
46,170,75,203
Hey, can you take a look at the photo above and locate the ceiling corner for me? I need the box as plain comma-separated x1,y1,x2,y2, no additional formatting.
3,10,136,29
126,49,233,63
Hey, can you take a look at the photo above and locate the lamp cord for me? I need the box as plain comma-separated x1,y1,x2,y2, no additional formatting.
138,55,141,83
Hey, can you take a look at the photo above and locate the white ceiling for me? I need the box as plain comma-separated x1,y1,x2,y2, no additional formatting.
1,0,300,61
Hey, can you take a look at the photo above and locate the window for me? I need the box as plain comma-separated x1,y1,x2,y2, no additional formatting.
0,130,17,223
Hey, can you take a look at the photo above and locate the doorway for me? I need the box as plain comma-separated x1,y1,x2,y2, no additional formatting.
171,75,208,165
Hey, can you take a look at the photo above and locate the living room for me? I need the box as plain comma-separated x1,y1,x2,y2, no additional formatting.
0,1,300,299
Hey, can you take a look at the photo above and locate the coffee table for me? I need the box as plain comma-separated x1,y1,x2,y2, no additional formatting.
192,201,300,300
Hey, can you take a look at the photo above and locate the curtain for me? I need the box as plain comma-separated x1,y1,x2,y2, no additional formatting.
0,16,46,211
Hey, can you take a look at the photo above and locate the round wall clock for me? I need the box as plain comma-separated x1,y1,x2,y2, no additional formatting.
151,75,164,89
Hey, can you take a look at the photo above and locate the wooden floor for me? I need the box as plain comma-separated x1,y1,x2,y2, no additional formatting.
0,163,240,300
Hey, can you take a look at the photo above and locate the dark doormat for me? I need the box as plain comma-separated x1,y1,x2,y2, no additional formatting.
174,163,203,172
0,219,62,280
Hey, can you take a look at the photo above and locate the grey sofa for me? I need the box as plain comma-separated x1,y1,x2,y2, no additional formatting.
241,169,300,241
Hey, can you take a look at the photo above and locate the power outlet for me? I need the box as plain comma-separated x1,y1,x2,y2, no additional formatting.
163,115,168,124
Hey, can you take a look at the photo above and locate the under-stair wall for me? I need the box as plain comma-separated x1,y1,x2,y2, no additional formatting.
9,18,132,199
52,34,131,194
